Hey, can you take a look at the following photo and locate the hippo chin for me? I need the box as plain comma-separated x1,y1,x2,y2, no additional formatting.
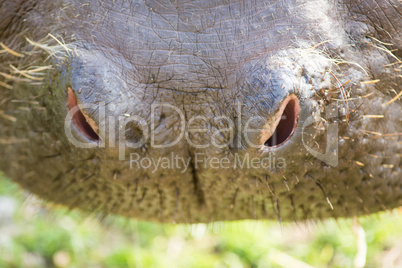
0,0,401,223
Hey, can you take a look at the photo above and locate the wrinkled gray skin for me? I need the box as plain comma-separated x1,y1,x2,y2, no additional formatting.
0,0,401,223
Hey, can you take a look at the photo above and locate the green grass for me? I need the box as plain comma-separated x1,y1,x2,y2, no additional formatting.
0,172,401,268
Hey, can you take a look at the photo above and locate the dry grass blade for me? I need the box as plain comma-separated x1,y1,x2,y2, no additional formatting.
352,219,367,268
361,79,380,85
0,111,17,122
358,129,382,135
21,66,52,74
369,133,402,139
361,92,374,98
363,115,384,119
367,42,401,63
48,33,72,54
0,72,31,82
327,79,351,92
0,80,13,89
9,65,44,81
383,90,402,106
0,137,29,144
330,71,349,123
0,42,25,57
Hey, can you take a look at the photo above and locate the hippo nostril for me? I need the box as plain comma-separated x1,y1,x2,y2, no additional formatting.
264,95,300,147
67,87,100,142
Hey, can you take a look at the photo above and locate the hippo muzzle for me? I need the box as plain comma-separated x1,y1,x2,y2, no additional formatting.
0,0,401,223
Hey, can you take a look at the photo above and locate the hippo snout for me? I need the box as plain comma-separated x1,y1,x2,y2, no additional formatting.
0,0,401,223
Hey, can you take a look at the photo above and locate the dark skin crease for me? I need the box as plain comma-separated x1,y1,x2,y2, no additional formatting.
0,0,401,223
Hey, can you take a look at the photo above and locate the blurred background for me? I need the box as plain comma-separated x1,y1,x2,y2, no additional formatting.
0,172,401,268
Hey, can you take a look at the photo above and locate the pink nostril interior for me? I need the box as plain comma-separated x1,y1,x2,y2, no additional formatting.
67,87,99,141
264,95,300,147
